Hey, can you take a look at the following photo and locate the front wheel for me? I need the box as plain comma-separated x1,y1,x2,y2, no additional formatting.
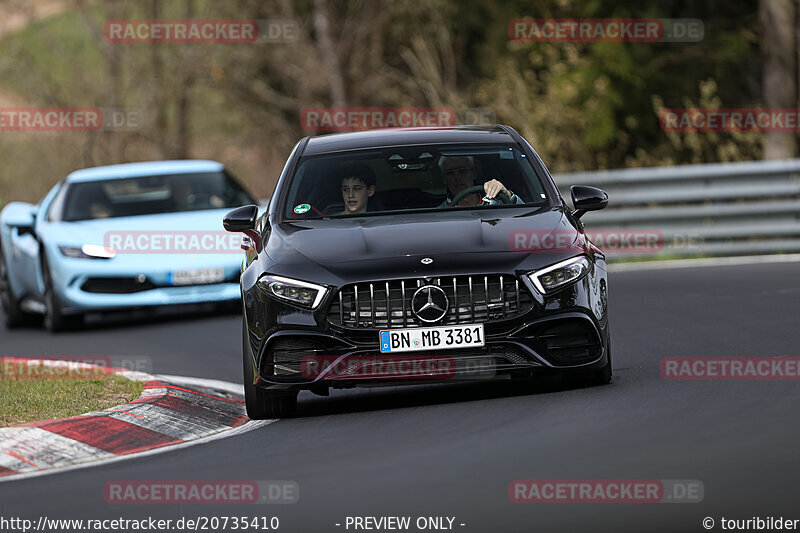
41,253,83,332
595,335,613,384
565,337,612,387
242,322,298,418
592,343,613,385
0,244,37,328
564,339,614,387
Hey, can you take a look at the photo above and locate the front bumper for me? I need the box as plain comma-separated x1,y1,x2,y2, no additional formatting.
61,282,240,313
258,315,607,391
245,272,609,391
50,259,242,313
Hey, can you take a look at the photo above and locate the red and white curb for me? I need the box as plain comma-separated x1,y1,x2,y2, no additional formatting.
0,358,273,481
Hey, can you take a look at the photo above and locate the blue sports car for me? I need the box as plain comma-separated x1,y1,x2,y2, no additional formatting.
0,160,256,331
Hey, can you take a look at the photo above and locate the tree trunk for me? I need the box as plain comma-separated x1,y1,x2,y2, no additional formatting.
761,0,797,159
149,0,168,157
172,0,196,158
313,0,346,107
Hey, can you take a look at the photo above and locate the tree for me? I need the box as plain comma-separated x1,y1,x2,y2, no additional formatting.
760,0,797,159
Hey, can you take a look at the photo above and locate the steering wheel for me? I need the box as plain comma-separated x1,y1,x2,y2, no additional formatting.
451,185,513,206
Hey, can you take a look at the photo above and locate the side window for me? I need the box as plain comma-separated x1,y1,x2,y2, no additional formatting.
45,182,66,222
222,171,257,206
272,141,302,216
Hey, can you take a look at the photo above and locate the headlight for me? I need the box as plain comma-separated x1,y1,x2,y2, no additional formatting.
58,244,116,259
527,255,590,294
257,274,328,309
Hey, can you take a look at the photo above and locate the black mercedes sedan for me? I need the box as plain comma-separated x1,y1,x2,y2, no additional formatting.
225,125,611,418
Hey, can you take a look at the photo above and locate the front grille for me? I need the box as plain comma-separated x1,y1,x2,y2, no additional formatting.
81,272,238,294
328,275,534,329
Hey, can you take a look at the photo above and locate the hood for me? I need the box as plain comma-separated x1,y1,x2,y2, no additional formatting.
40,209,244,270
43,209,232,244
266,207,586,281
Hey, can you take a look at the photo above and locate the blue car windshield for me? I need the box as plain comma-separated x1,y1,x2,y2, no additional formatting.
59,172,254,221
283,144,549,220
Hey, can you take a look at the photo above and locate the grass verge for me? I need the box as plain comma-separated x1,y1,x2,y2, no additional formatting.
0,366,144,427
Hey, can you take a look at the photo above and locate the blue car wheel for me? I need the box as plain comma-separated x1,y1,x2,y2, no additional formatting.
41,252,83,332
0,240,38,328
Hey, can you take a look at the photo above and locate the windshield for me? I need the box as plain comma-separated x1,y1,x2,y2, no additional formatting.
60,171,254,221
283,144,549,220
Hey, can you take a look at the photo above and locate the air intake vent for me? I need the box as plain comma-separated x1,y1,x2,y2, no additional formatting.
535,319,602,364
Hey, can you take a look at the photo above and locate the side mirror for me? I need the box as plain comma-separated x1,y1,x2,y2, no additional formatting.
224,205,261,252
2,202,38,235
570,185,608,219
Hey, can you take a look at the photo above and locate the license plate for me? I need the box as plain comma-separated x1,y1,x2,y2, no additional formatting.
168,268,225,286
380,324,484,353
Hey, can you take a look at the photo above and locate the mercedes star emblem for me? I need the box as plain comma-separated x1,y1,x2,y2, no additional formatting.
411,285,449,323
421,257,433,265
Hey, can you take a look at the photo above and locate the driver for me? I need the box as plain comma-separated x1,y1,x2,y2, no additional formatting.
438,155,523,207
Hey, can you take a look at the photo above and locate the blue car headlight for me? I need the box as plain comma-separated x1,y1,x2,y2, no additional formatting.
257,274,328,309
527,255,590,294
58,244,116,259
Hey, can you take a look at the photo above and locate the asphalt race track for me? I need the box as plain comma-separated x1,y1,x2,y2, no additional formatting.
1,261,799,532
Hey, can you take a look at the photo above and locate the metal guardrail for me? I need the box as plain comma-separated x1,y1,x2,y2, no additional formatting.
552,159,800,258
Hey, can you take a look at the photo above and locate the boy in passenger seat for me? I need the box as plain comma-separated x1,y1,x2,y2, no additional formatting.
338,163,377,215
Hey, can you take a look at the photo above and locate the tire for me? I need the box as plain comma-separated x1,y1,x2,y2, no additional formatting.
0,243,36,328
41,253,83,332
242,321,298,418
564,336,612,387
593,339,613,385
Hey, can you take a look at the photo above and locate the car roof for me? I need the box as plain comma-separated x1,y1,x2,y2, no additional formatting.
303,126,516,156
65,160,224,183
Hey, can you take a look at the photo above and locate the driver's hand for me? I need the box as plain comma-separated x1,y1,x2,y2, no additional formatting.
483,179,510,199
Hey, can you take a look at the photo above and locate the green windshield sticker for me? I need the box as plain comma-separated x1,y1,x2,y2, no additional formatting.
294,204,311,214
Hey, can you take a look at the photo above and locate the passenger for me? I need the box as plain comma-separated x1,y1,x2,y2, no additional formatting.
438,155,523,207
89,202,112,219
338,163,377,215
83,184,114,219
